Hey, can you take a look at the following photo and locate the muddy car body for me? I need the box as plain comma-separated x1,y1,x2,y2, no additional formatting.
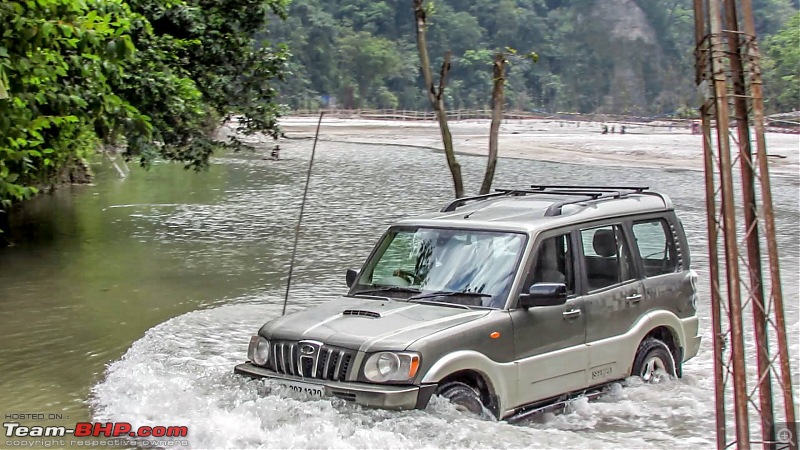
235,186,702,420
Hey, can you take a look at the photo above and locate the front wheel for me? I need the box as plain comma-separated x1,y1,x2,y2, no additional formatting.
632,338,677,383
436,381,486,416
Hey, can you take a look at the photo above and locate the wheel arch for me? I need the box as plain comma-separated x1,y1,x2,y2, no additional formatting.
612,310,688,378
634,311,686,377
437,370,499,416
420,350,512,418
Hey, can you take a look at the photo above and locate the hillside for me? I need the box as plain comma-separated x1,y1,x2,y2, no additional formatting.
265,0,798,115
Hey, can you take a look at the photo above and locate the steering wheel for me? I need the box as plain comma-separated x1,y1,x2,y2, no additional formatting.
393,269,422,285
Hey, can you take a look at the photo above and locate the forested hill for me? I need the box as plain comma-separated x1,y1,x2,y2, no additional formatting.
266,0,799,115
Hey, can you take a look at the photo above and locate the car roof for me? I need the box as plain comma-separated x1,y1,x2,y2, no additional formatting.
393,186,673,233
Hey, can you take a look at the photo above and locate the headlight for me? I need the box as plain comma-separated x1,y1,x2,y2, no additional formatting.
247,335,270,366
363,352,420,382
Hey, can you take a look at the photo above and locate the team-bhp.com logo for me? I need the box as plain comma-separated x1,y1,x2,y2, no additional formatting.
4,421,188,438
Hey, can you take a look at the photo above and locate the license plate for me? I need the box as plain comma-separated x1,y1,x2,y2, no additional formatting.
275,379,325,398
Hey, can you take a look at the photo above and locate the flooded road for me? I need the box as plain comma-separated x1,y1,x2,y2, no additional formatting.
0,138,797,448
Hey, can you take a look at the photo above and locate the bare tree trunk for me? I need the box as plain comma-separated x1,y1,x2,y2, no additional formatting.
413,0,464,199
480,53,506,195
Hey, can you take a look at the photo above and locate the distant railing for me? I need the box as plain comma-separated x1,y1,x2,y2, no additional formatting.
286,108,800,133
289,108,518,121
286,108,697,130
288,108,699,124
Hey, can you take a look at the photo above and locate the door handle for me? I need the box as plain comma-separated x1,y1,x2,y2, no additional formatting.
626,293,643,303
562,309,582,320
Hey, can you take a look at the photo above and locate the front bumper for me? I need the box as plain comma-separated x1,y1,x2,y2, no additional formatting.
234,362,436,410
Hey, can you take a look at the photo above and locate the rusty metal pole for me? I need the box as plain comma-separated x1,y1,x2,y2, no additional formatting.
738,1,798,446
706,0,751,447
693,3,728,448
721,2,776,447
703,103,729,450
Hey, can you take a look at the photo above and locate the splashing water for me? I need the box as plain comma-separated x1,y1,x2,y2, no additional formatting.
91,295,719,450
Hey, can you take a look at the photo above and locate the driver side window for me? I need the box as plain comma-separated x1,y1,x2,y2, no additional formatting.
527,233,575,296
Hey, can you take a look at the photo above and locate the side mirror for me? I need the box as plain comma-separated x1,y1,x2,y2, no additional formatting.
346,268,359,288
518,283,568,308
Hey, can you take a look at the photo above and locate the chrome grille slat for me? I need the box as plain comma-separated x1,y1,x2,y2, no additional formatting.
333,350,345,381
338,354,351,381
289,343,297,375
322,348,333,379
280,343,288,374
271,343,279,372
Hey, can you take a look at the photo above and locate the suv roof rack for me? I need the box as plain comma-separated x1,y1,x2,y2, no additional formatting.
439,185,654,216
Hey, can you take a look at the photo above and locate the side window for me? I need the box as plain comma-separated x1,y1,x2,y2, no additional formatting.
631,219,678,277
529,233,575,296
580,225,635,291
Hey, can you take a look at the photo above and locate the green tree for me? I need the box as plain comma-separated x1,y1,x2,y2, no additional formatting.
337,31,408,108
0,0,147,208
762,12,800,113
263,0,796,115
0,0,291,213
121,0,291,167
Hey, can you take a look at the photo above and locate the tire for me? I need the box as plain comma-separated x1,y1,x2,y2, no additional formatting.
436,381,486,416
632,338,677,383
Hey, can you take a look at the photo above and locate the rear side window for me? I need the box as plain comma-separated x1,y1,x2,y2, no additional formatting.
580,225,636,291
631,219,678,276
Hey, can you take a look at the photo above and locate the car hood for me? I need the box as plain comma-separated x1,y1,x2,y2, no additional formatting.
259,295,489,352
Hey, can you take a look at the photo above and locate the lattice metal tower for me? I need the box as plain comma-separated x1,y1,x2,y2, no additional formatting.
693,0,797,448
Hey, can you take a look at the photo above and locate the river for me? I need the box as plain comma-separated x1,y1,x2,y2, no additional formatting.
0,138,797,449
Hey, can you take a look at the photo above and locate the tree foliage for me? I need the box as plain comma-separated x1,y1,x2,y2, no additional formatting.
762,11,800,113
0,0,289,209
0,0,145,208
266,0,796,115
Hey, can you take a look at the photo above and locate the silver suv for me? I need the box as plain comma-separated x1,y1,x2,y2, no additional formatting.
234,185,702,421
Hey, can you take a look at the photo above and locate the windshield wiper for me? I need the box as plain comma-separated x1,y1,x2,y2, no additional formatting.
405,299,472,310
409,290,492,301
355,286,422,296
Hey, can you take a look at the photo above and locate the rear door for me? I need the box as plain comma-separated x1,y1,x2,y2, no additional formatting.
629,214,694,319
578,223,644,385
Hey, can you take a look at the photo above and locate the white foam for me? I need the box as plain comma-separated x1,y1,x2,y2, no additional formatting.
90,299,727,449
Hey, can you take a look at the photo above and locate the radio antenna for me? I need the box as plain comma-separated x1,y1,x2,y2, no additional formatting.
282,111,324,316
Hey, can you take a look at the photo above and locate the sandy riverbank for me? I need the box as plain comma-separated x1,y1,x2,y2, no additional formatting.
276,116,799,176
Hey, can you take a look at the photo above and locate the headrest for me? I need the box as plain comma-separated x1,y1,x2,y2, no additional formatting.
593,229,617,257
537,240,558,270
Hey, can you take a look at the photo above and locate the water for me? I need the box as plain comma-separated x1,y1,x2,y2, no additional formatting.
0,139,797,449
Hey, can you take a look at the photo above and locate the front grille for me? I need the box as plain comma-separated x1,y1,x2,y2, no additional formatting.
270,341,354,382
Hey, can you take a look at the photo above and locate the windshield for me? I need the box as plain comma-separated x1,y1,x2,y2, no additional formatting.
353,227,526,308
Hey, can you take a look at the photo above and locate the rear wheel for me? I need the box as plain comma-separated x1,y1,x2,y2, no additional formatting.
436,381,486,416
632,338,676,383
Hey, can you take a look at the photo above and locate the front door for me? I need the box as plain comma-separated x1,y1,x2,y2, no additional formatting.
511,231,588,408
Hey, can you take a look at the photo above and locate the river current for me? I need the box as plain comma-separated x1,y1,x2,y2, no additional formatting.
0,137,797,449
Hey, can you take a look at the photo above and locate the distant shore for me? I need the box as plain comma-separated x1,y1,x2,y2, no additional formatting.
276,116,800,176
